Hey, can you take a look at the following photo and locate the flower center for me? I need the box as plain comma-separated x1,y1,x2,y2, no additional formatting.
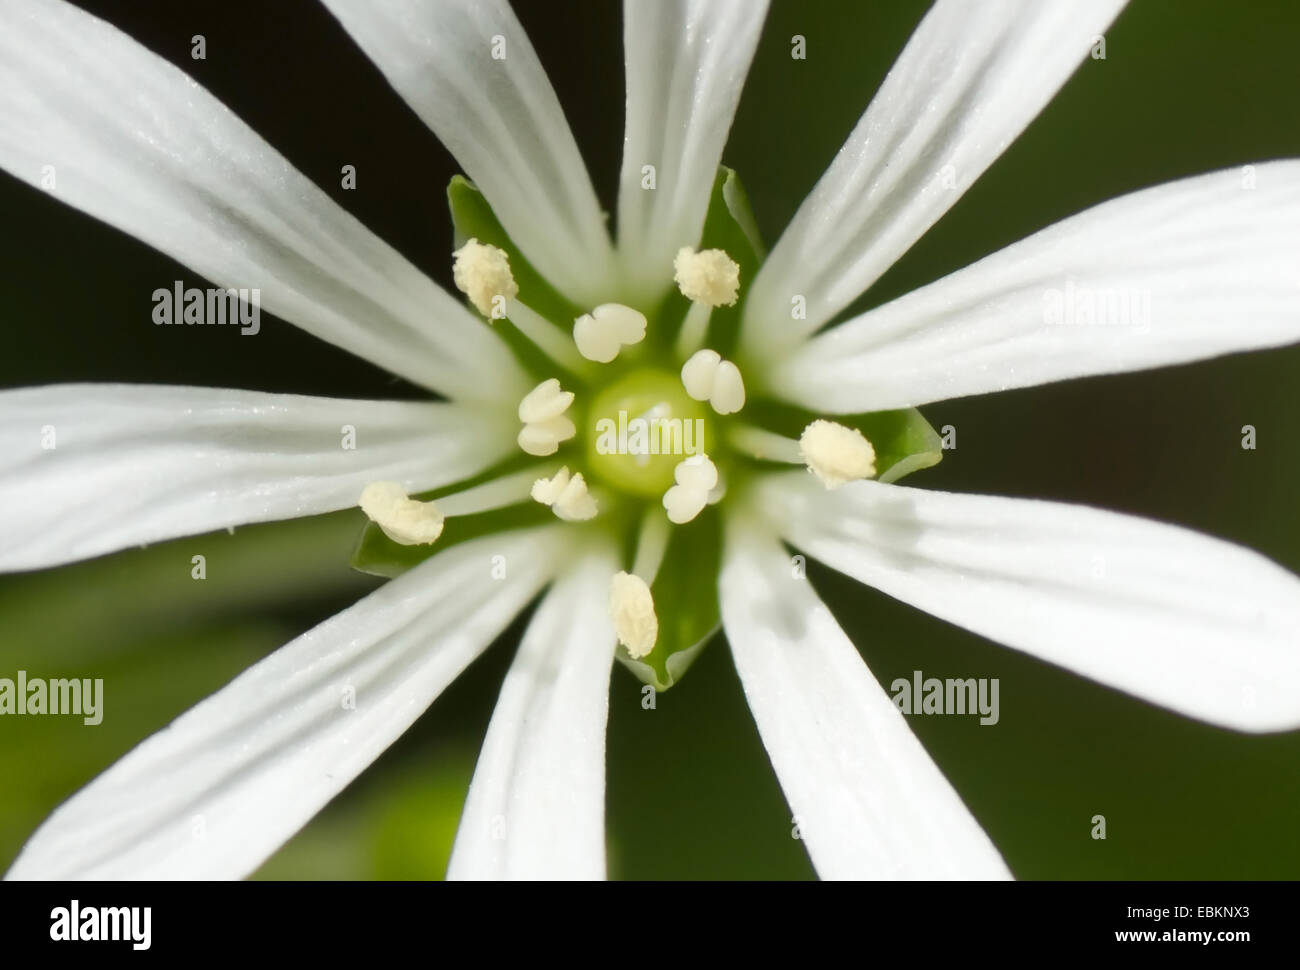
357,210,896,682
584,368,712,497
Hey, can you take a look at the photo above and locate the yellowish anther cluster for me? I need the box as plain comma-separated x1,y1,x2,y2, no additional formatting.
517,378,576,456
452,237,518,318
609,570,658,659
681,349,745,415
674,246,740,307
573,303,647,363
662,454,718,525
358,481,445,545
799,420,877,489
531,466,598,521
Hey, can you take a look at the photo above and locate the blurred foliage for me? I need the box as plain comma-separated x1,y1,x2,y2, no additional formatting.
1,0,1298,879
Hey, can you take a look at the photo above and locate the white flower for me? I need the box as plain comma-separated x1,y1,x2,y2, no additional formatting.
1,0,1298,882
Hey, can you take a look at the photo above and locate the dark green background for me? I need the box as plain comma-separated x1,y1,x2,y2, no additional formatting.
1,0,1297,878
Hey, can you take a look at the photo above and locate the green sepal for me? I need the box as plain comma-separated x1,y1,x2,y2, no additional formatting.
716,167,765,264
616,506,722,692
741,400,944,484
446,175,585,380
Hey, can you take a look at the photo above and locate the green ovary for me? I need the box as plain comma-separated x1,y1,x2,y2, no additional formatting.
584,368,713,498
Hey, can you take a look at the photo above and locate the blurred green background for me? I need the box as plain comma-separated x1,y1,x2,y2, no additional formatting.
1,0,1298,879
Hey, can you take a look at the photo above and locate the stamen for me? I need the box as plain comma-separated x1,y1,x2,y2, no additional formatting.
681,349,746,415
663,488,706,526
609,570,658,659
518,377,574,423
662,454,718,524
680,349,720,399
674,301,712,360
358,481,444,545
573,303,647,363
451,239,591,375
505,300,592,376
530,466,598,521
360,469,543,545
799,419,877,489
436,468,543,517
674,247,740,307
518,418,576,457
727,425,804,464
710,363,745,415
452,238,518,318
631,508,670,582
706,475,727,506
517,378,577,457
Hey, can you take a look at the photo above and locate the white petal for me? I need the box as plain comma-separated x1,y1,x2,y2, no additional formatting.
0,384,513,572
617,0,769,298
320,0,615,306
744,0,1127,353
447,544,617,880
771,162,1300,412
757,473,1300,732
0,0,523,402
719,517,1009,879
4,527,564,880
